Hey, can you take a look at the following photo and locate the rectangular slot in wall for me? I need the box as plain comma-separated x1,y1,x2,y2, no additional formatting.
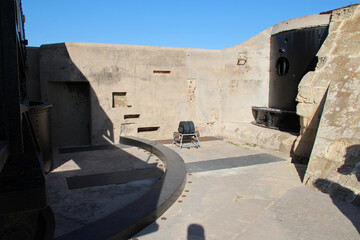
124,114,140,119
153,70,171,74
137,127,160,133
112,92,127,108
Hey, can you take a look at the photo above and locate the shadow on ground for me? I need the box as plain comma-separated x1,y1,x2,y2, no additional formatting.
290,88,328,182
313,144,360,234
187,223,206,240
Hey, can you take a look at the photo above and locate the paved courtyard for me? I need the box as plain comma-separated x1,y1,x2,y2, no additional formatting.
47,139,360,240
134,139,360,240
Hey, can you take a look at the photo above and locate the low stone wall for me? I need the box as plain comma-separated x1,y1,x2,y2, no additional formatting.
297,5,360,204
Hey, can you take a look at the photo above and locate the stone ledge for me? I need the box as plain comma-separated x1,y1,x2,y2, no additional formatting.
221,123,298,155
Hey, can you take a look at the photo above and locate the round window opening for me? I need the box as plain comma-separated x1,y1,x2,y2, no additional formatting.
276,57,289,76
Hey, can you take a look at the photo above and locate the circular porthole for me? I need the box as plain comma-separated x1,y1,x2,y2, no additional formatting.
276,57,289,76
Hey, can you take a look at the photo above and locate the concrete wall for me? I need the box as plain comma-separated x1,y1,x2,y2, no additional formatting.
220,14,330,147
38,36,271,147
35,12,330,149
26,47,41,100
300,5,360,204
27,4,360,204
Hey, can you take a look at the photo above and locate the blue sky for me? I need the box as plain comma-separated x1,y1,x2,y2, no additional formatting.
22,0,358,49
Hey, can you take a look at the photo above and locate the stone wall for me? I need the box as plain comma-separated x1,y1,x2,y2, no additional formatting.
297,5,360,204
221,14,330,151
293,5,359,162
32,13,330,149
38,40,270,147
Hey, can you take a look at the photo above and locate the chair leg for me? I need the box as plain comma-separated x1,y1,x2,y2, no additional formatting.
180,134,183,149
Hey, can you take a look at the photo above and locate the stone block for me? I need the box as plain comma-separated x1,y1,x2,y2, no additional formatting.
331,6,357,22
306,157,336,178
316,33,337,57
311,137,333,159
299,116,310,128
317,56,351,81
297,85,314,103
298,71,315,87
279,136,297,154
332,43,360,57
257,131,281,150
328,21,343,33
351,127,360,141
353,5,360,18
335,21,360,46
297,102,316,118
315,123,342,141
314,87,328,104
324,139,355,163
315,56,327,70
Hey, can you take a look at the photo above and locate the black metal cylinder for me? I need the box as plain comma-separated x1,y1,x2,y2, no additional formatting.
269,26,328,110
178,121,195,134
28,101,53,173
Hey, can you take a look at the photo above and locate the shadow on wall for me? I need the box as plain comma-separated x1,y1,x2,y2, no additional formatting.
44,43,114,148
337,144,360,181
44,44,173,239
313,144,360,234
291,88,328,181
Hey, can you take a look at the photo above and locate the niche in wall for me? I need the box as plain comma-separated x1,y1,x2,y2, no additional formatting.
112,92,127,108
138,127,160,133
153,70,171,74
124,114,140,119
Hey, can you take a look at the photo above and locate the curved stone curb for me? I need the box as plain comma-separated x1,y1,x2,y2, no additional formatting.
56,136,187,240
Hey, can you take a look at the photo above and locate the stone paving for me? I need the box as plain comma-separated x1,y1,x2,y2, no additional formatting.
47,139,360,240
133,140,360,240
47,144,162,238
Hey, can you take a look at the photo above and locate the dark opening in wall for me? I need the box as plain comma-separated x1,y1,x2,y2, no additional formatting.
153,70,171,74
112,92,126,108
138,127,160,133
124,114,140,119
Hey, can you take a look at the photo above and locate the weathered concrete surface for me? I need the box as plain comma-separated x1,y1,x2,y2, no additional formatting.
271,14,330,35
221,123,297,154
294,5,359,161
133,140,360,240
47,139,360,239
38,41,269,147
299,5,360,204
47,144,162,238
33,11,331,149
